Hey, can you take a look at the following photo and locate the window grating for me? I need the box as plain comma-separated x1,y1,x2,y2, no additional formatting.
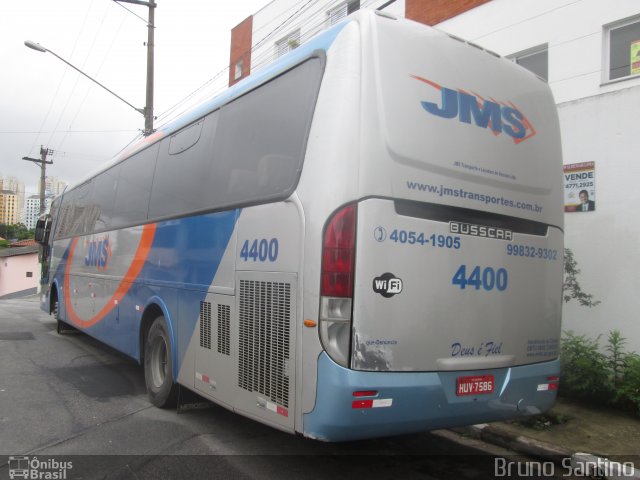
217,304,231,356
199,301,212,349
238,280,291,408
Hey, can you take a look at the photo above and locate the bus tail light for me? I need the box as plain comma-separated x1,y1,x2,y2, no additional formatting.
319,204,357,368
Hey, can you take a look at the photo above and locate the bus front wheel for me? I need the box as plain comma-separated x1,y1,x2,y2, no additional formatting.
54,298,76,334
144,316,178,408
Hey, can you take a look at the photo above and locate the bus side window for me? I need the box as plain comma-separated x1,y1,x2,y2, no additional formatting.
59,180,93,237
148,114,218,219
257,154,296,193
168,119,204,155
90,164,120,231
112,143,159,227
209,57,322,208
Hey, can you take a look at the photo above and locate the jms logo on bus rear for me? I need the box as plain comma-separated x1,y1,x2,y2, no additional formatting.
411,75,536,144
84,236,112,270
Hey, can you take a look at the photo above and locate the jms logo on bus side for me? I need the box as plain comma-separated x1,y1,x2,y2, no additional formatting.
373,273,403,298
411,75,536,144
84,236,112,270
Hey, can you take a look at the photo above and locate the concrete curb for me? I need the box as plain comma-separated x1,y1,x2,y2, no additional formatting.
464,423,572,459
457,424,640,480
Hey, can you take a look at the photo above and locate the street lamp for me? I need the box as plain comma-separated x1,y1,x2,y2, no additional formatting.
24,36,154,135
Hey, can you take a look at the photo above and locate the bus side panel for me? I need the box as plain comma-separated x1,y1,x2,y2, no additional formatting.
177,202,301,432
177,215,240,405
56,211,239,364
233,202,301,431
59,224,150,358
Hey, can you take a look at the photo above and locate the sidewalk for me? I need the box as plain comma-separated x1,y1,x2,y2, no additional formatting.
455,397,640,476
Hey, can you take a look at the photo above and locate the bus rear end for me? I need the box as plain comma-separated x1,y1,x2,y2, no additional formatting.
304,12,563,441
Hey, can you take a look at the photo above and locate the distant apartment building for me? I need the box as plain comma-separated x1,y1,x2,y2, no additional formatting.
0,190,19,225
0,177,25,224
45,176,67,196
24,196,40,230
24,195,54,229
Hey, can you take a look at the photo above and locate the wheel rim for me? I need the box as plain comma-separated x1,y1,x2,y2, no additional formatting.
150,336,168,388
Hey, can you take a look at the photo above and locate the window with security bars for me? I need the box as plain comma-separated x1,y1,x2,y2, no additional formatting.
327,0,360,27
275,30,301,58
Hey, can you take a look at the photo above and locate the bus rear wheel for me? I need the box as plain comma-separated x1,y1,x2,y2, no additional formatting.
144,316,178,408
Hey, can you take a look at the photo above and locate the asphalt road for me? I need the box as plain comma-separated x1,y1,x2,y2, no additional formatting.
0,296,543,479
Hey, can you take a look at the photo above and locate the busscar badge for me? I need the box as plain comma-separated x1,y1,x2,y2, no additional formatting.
373,273,403,298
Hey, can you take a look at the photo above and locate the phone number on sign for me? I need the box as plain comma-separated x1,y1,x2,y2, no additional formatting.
565,181,594,189
507,244,558,260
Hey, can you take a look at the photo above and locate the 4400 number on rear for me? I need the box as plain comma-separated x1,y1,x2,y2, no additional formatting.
452,265,508,291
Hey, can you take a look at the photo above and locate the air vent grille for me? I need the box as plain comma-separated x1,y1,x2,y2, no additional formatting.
199,301,212,349
238,280,291,408
217,304,231,356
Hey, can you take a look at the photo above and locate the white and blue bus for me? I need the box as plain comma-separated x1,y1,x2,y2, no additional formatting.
36,10,564,442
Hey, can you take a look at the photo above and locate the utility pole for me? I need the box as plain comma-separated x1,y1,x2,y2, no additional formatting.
115,0,156,135
145,1,155,135
22,146,53,215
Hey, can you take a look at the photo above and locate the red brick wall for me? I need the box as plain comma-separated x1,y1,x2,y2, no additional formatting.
405,0,491,26
229,15,253,87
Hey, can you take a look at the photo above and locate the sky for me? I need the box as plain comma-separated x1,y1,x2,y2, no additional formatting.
0,0,270,196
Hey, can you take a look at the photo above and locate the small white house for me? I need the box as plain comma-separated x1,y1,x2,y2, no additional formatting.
0,245,39,299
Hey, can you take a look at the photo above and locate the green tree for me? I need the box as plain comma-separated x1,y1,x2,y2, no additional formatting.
0,223,34,243
563,248,600,307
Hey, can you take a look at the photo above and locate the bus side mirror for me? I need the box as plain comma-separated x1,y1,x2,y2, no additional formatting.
35,215,51,245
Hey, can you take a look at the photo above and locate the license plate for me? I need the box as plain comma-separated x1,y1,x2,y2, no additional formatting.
456,375,495,396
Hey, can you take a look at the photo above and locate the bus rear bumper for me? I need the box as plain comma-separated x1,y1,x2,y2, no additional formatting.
303,352,559,442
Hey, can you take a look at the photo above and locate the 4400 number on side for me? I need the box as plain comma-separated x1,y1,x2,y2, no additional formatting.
240,238,279,262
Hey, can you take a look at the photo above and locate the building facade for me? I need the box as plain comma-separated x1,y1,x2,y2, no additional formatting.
228,0,489,86
0,190,19,225
0,177,25,224
228,0,640,351
24,195,53,230
45,176,67,197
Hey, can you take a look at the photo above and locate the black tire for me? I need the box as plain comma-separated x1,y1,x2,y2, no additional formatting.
54,297,76,334
144,316,178,408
